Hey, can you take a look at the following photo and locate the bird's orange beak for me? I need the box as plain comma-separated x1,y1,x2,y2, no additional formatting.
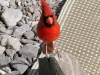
46,17,53,25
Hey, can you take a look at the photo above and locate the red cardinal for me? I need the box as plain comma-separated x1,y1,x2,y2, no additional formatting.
37,0,60,56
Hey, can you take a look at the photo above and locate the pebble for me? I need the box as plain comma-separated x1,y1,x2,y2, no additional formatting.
27,12,32,17
0,69,6,74
1,67,11,74
1,8,23,27
10,57,29,74
32,0,37,5
9,0,16,7
20,38,38,44
3,29,13,35
17,22,24,26
31,21,38,28
0,22,6,33
13,24,30,38
5,49,16,58
19,44,39,58
7,36,22,51
28,6,34,13
0,0,10,7
3,71,20,75
0,45,6,54
0,35,22,51
15,0,21,6
32,25,37,34
24,31,34,39
0,57,11,65
46,0,53,4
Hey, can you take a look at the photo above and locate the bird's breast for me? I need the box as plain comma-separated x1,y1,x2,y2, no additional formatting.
37,24,60,42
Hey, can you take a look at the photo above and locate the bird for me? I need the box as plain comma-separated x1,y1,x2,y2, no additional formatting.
37,0,60,57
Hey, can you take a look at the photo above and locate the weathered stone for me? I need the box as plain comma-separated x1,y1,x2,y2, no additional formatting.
1,67,11,74
28,6,34,13
0,57,11,65
32,0,37,5
31,21,38,28
10,57,29,74
27,12,32,17
0,35,22,51
13,24,30,38
24,31,34,39
9,0,16,7
3,29,13,35
17,22,24,26
20,38,38,44
5,49,16,58
32,25,37,34
19,44,39,58
0,45,6,54
1,8,23,27
0,22,6,33
0,0,10,7
15,0,21,6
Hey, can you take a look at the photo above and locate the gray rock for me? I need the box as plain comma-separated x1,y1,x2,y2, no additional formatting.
0,35,22,51
4,71,20,75
0,54,5,57
17,22,24,26
32,25,37,34
27,12,32,17
1,8,23,27
34,36,43,43
5,49,16,58
19,44,39,58
0,57,11,65
1,67,11,73
13,24,30,38
20,18,26,24
28,6,34,13
20,38,38,44
32,0,37,5
35,16,40,21
0,69,6,74
57,0,63,2
24,31,34,39
0,0,10,7
0,45,6,54
0,22,6,33
33,10,40,19
9,0,16,7
46,0,53,4
3,29,13,35
33,5,40,12
31,21,38,28
10,57,29,74
15,0,21,6
0,35,8,46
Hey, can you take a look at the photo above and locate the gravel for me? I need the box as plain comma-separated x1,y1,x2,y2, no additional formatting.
24,31,34,39
0,0,65,74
